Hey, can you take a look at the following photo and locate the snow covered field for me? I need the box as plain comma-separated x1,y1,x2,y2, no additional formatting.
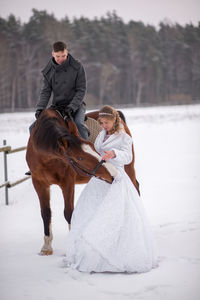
0,104,200,300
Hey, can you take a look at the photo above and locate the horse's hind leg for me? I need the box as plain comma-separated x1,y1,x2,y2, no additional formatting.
32,178,53,255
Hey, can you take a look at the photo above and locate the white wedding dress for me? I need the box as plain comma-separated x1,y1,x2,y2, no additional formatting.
65,128,158,273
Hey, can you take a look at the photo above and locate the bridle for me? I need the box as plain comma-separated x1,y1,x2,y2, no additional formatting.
66,150,105,177
54,109,112,182
65,149,109,180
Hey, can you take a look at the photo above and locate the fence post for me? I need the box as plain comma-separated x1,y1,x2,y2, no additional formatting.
3,140,9,205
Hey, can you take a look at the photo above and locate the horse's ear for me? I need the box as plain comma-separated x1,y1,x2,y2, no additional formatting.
59,138,68,151
68,120,80,136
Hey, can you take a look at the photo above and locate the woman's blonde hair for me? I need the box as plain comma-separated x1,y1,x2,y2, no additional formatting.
98,105,121,134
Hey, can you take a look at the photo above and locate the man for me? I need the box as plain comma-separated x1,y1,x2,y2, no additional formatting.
25,41,88,176
35,41,88,140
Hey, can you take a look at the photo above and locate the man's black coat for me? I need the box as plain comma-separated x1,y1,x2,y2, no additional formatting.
36,53,86,113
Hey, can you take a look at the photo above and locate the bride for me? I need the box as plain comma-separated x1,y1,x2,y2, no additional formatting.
64,105,158,273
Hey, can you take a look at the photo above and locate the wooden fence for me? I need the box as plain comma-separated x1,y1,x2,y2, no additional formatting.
0,140,30,205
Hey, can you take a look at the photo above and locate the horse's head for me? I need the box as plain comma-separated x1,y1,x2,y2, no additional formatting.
32,108,116,183
64,139,117,184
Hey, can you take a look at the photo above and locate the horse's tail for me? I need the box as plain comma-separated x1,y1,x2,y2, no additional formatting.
32,114,82,153
117,110,126,124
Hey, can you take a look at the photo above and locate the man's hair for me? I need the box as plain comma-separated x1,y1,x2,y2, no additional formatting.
52,41,67,52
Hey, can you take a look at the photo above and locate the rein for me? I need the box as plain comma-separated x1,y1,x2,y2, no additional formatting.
55,109,73,122
65,149,105,178
52,108,110,181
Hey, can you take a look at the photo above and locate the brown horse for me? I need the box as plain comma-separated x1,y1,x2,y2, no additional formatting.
26,108,117,255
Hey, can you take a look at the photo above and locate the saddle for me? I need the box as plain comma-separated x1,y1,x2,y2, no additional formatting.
84,117,102,144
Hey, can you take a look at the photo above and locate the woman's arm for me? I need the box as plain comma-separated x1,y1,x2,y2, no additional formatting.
109,134,133,165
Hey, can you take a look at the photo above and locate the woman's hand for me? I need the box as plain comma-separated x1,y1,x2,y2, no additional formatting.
102,150,116,161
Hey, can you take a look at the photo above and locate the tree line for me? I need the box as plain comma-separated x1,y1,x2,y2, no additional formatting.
0,9,200,112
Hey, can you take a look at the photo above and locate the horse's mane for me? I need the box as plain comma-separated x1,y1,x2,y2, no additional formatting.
117,110,126,124
33,113,82,153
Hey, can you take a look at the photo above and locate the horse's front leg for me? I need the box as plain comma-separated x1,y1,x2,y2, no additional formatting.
32,177,53,255
60,179,75,231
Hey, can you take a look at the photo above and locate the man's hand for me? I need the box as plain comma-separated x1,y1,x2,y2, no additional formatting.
35,109,43,119
64,107,73,116
102,150,116,161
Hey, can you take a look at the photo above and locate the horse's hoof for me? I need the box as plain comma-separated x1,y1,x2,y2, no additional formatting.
39,250,53,256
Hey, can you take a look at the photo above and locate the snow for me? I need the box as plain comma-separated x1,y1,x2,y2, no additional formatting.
0,104,200,300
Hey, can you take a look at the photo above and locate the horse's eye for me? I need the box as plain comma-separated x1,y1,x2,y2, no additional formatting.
77,157,83,161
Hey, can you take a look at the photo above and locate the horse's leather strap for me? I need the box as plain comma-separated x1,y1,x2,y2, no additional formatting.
66,153,105,178
91,159,106,176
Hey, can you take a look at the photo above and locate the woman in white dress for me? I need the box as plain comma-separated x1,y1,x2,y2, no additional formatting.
65,105,158,273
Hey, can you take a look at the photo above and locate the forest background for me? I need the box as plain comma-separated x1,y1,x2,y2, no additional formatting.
0,9,200,112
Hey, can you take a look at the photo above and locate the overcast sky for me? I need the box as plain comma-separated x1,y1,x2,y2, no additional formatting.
1,0,200,27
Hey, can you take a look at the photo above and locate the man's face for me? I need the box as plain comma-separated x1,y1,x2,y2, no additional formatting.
52,49,68,65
